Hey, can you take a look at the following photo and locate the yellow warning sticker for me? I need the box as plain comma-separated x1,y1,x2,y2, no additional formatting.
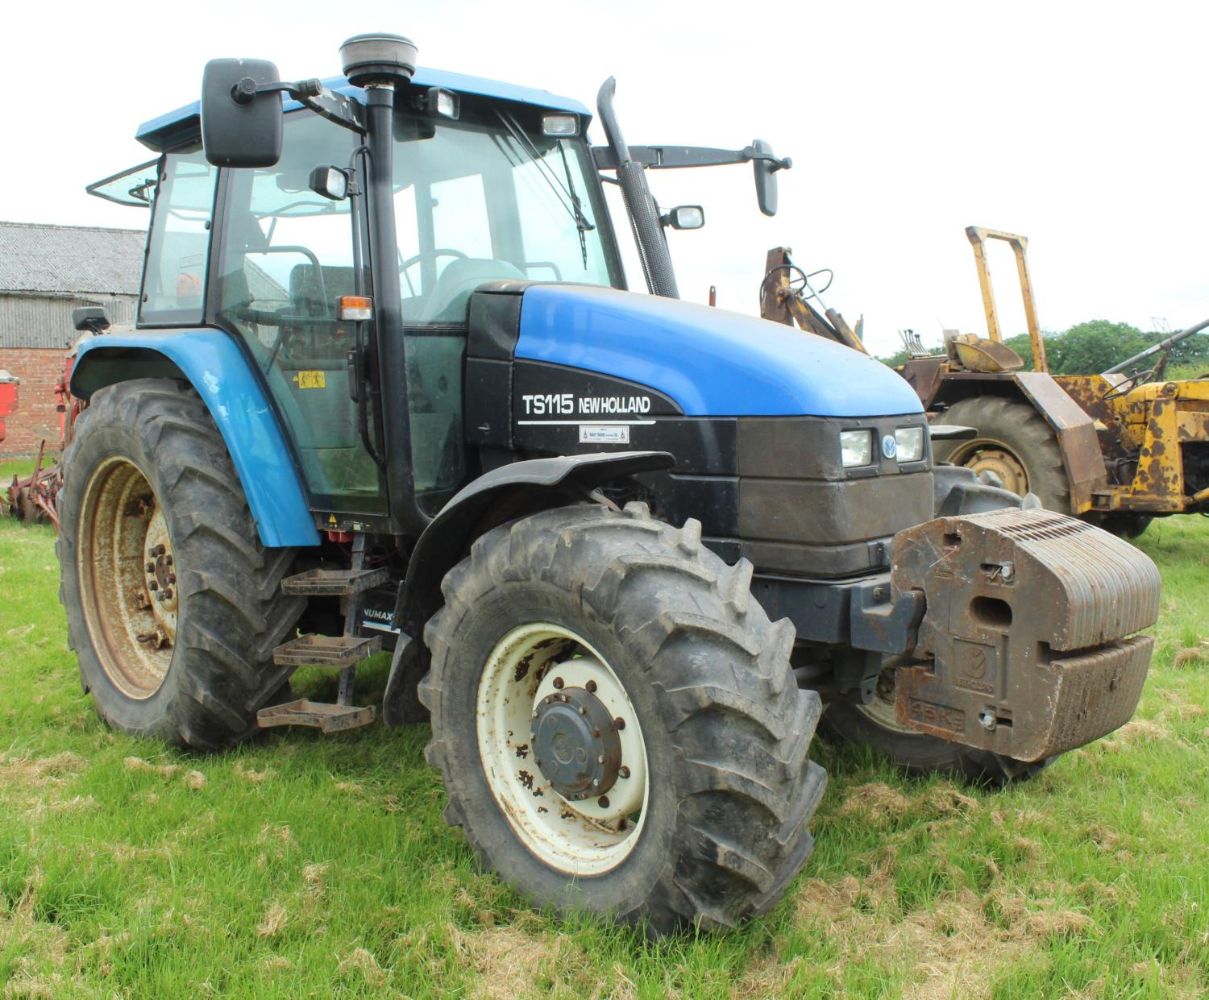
294,370,326,389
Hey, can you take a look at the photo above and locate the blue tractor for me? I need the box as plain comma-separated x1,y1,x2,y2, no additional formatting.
60,33,1161,932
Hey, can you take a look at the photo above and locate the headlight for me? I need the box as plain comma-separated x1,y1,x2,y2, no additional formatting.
894,426,926,463
542,113,579,137
840,429,874,467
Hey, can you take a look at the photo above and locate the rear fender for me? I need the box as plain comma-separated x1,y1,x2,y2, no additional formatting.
1011,372,1107,510
70,330,319,548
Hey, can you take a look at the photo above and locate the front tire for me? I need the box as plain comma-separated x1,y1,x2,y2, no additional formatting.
419,503,826,933
57,379,305,751
822,668,1052,785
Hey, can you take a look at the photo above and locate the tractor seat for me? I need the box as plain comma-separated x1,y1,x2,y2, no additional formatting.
289,264,358,318
412,258,526,324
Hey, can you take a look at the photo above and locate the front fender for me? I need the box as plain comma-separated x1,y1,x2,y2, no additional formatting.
71,330,319,548
401,450,673,630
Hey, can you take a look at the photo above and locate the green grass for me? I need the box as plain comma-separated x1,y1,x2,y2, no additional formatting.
0,483,1206,998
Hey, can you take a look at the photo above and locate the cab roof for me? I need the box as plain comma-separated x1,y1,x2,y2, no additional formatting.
136,66,592,152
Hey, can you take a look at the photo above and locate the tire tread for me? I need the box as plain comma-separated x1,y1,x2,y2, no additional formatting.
420,503,826,932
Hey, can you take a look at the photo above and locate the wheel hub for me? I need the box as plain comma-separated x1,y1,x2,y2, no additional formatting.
475,623,650,875
531,686,621,800
141,508,178,642
960,445,1028,496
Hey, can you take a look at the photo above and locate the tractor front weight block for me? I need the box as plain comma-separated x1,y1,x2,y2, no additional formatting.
889,507,1161,762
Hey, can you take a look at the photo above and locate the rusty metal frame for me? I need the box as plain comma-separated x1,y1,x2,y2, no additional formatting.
966,226,1049,372
760,247,868,353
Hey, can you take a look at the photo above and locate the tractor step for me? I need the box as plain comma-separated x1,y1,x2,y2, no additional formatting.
256,699,375,733
281,567,390,596
272,633,382,669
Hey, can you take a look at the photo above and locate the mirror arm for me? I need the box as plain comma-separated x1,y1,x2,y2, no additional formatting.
230,77,310,104
741,146,793,172
232,76,366,133
593,144,792,172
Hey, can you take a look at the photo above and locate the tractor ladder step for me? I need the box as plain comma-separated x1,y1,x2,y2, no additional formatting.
257,699,375,733
272,633,382,669
281,567,390,597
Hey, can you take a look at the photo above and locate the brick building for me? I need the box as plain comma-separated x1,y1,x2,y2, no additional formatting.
0,222,145,456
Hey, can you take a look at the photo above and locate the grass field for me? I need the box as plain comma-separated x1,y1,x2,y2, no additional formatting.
1,457,1206,998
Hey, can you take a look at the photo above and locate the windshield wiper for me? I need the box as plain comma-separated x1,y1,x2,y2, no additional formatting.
494,110,594,268
555,140,591,270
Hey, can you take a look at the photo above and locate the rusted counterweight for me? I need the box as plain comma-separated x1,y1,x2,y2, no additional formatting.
891,507,1161,762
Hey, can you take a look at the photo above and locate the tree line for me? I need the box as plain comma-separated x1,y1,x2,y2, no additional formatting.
881,320,1209,378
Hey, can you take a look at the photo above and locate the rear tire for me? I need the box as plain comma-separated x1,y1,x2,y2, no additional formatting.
1094,513,1153,539
57,379,305,751
419,503,826,933
933,397,1070,513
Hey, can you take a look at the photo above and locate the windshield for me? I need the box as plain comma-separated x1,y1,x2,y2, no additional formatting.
393,106,622,324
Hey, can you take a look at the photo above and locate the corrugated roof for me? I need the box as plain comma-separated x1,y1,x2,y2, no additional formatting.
0,222,144,296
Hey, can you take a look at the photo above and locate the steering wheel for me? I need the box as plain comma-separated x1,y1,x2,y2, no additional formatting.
399,248,469,296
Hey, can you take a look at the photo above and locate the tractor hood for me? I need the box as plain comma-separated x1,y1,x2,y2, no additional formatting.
513,285,922,419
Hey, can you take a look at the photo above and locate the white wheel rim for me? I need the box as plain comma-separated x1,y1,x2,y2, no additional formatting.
476,622,650,876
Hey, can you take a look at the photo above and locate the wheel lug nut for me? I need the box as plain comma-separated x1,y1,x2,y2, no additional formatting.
597,755,604,764
619,766,631,779
598,795,610,808
163,589,173,600
168,574,176,585
614,717,625,730
578,706,587,715
166,555,173,566
552,677,564,689
149,581,158,591
585,679,597,693
146,562,155,573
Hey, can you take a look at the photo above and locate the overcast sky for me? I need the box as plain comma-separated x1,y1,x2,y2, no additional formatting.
2,0,1205,356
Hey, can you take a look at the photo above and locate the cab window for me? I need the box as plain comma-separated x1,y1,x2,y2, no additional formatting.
213,112,387,512
140,151,217,325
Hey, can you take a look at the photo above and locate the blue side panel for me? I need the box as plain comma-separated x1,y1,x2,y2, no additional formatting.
514,285,925,418
72,330,320,549
137,70,589,150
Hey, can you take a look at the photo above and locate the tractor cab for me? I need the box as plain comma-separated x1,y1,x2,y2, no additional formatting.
90,58,625,529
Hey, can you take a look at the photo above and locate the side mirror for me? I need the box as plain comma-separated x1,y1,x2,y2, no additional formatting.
309,166,349,201
751,139,783,217
201,58,284,168
72,306,110,334
662,205,705,230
